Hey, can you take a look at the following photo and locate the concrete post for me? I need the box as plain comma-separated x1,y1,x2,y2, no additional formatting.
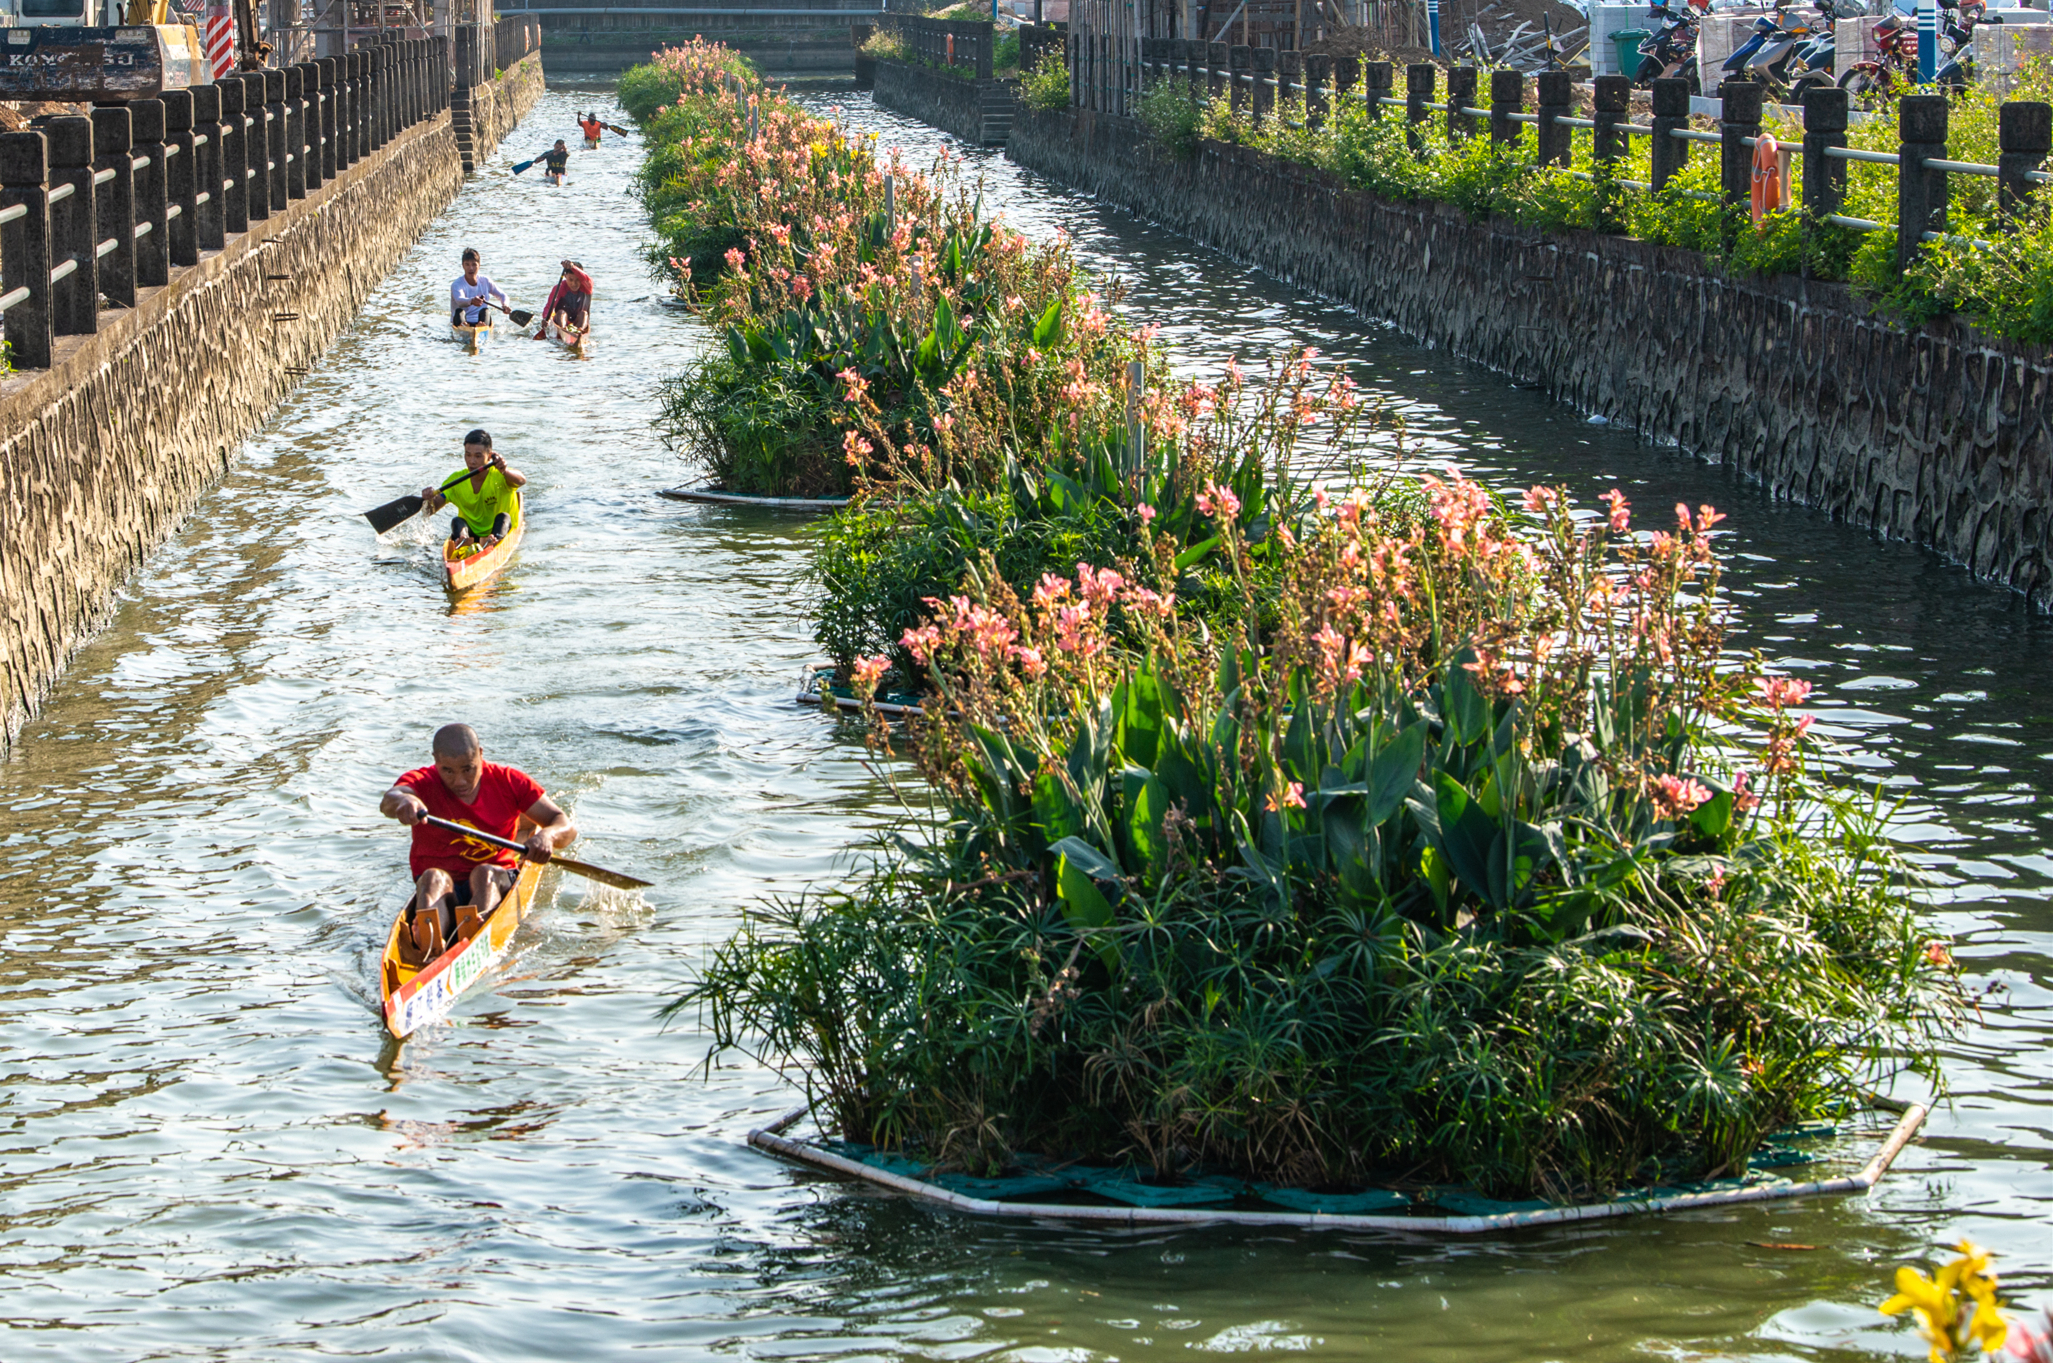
1305,53,1329,125
0,132,52,369
217,77,247,236
1999,100,2050,218
192,83,224,251
1593,74,1629,165
265,70,288,209
1720,80,1762,207
1278,49,1299,112
44,117,95,336
283,67,307,200
1650,76,1690,191
349,52,368,162
162,90,197,267
1182,39,1200,103
1896,93,1947,272
131,99,168,285
1405,62,1433,151
1445,65,1476,142
1206,41,1225,102
1536,69,1571,166
298,63,324,191
1490,69,1522,146
90,105,134,310
1335,55,1361,112
976,26,992,80
241,74,270,223
1251,47,1275,123
1229,44,1250,113
318,58,337,181
1801,84,1847,217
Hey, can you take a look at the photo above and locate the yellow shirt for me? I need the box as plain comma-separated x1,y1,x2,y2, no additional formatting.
443,465,518,537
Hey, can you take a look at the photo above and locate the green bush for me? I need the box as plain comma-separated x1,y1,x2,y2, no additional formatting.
1018,48,1070,110
1135,80,1202,159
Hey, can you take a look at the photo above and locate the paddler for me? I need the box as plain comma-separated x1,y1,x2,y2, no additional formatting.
579,111,603,147
541,139,570,185
533,260,592,343
418,428,527,555
449,247,507,329
379,724,576,961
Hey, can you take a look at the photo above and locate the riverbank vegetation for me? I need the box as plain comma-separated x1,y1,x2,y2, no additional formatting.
1166,67,2053,344
627,45,1964,1202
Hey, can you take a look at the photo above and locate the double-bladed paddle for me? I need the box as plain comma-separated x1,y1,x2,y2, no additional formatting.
417,814,653,891
602,121,632,137
361,464,487,536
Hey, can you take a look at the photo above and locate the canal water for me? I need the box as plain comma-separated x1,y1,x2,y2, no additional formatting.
1,81,2047,1360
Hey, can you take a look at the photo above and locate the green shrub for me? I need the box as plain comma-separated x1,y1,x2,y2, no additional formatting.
1136,80,1203,159
1018,48,1070,110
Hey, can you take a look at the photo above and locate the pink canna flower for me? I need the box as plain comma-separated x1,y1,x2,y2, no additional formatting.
724,246,746,271
1033,573,1072,610
1265,782,1306,813
851,654,889,696
1013,645,1048,678
901,624,942,665
1195,482,1241,521
1755,676,1813,710
1135,503,1157,525
1650,774,1713,820
1602,488,1630,533
1077,563,1126,606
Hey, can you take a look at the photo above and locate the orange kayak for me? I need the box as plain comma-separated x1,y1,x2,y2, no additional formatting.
379,826,544,1038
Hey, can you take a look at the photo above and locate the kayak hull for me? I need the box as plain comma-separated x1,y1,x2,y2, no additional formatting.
452,321,492,354
379,827,543,1038
545,319,589,357
441,490,523,593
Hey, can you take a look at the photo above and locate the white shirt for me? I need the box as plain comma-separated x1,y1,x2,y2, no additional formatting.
451,273,508,325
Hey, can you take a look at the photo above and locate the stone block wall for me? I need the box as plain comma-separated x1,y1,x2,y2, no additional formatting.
874,57,989,144
1005,103,2053,609
0,55,544,751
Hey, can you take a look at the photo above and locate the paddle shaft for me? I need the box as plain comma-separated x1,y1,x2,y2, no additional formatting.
416,814,652,890
362,461,501,534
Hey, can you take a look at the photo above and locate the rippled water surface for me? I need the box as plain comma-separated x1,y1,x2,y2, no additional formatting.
1,81,2048,1361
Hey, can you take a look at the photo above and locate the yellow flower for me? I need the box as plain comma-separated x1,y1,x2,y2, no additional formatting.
1879,1241,2012,1363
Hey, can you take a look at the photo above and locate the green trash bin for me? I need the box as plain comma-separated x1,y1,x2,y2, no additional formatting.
1611,29,1651,78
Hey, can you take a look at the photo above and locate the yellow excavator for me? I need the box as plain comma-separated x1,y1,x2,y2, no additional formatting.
0,0,261,98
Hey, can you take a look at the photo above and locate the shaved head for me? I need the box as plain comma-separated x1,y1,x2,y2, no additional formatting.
432,724,481,758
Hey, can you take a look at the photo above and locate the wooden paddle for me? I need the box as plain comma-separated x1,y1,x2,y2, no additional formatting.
417,815,653,891
485,300,536,327
510,149,552,175
602,121,632,137
362,464,488,536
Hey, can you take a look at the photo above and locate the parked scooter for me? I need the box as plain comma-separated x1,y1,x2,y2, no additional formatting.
1782,0,1865,100
1633,0,1706,90
1721,0,1824,95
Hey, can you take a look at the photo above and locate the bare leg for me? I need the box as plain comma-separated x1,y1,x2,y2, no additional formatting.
467,864,511,926
412,868,456,959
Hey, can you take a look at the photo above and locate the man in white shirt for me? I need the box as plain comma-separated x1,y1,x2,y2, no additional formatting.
450,247,508,327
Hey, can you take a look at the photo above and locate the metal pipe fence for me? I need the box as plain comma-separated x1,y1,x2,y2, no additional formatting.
0,34,459,372
1115,42,2051,274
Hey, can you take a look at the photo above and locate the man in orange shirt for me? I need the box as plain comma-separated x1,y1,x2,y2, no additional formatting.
379,724,577,960
579,111,603,148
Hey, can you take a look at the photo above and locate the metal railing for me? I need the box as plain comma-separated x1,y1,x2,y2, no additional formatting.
0,34,452,371
1113,43,2051,275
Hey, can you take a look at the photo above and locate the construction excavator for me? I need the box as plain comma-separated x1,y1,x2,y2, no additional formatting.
0,0,263,100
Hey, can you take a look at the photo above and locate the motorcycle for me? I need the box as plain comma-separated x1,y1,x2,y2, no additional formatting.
1838,0,1982,104
1721,0,1824,95
1633,0,1706,91
1782,0,1865,100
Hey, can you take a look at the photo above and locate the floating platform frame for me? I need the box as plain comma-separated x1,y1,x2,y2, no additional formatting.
658,486,851,511
748,1102,1930,1234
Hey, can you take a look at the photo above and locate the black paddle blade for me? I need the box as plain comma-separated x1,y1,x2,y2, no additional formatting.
364,493,424,535
508,308,534,326
511,157,537,175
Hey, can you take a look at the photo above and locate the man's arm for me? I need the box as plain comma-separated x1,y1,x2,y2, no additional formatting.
490,280,509,308
499,463,528,489
382,785,428,825
521,795,576,862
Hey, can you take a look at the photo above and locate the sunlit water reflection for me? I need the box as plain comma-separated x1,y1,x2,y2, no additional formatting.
0,80,2045,1362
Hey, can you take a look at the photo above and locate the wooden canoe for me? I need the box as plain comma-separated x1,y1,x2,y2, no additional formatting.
379,826,544,1038
442,490,523,594
544,318,589,357
452,320,492,354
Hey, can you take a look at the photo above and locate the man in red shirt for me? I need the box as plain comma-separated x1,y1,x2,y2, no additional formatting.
379,724,577,960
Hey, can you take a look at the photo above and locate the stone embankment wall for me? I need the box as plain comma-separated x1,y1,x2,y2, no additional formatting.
874,58,987,144
0,54,543,752
1006,104,2053,609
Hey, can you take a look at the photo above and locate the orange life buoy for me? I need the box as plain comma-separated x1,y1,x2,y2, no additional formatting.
1750,133,1783,227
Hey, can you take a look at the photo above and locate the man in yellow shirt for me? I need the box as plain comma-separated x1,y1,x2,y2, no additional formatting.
420,429,527,553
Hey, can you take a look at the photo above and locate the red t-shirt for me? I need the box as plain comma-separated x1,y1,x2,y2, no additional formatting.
396,761,545,879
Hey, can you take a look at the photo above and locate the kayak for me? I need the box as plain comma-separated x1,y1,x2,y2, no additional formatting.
582,136,599,149
379,834,544,1038
452,320,492,354
442,490,523,594
544,319,589,357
